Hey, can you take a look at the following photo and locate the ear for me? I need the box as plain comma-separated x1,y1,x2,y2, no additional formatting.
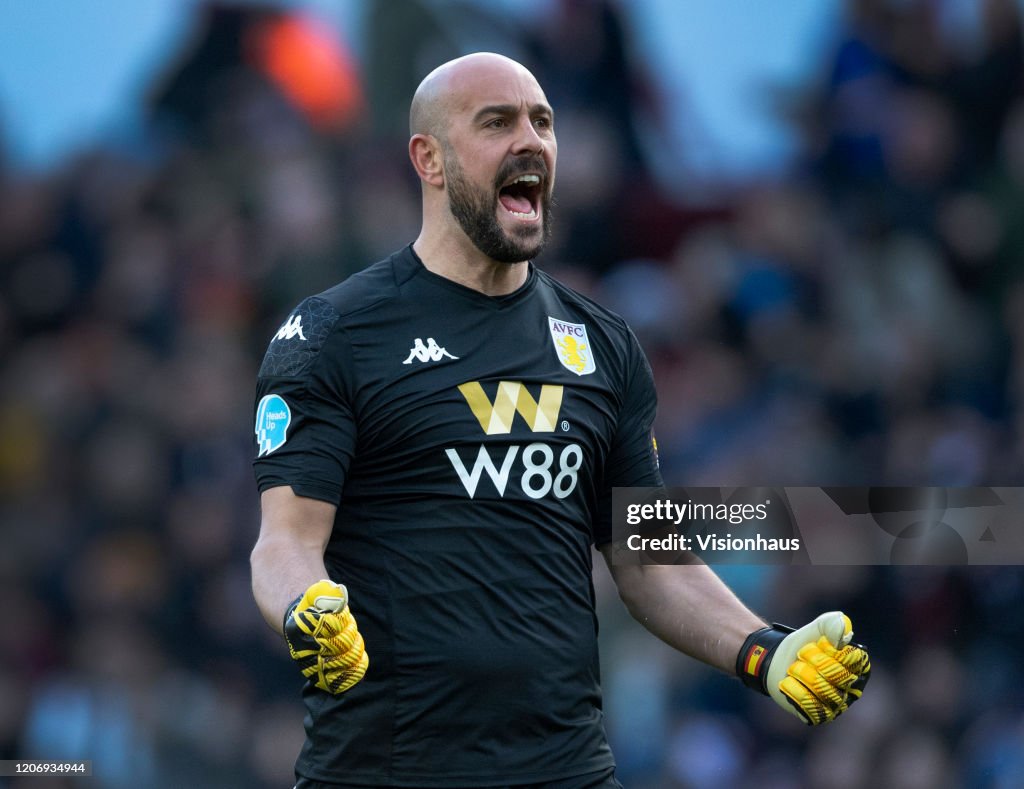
409,134,444,188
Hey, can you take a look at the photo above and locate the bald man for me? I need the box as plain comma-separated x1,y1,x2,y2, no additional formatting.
250,53,870,788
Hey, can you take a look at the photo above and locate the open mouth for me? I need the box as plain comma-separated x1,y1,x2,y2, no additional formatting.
498,174,542,221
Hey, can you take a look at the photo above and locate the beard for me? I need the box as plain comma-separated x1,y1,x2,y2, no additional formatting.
443,145,553,264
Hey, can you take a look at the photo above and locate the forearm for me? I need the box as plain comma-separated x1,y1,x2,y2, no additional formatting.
605,553,873,725
251,486,337,635
611,561,765,673
251,534,329,634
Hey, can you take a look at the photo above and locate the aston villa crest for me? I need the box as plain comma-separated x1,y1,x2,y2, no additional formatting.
548,317,596,376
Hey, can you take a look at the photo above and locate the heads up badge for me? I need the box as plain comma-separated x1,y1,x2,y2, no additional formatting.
255,394,292,457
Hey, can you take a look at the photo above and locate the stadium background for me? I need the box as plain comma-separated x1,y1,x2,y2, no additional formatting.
2,0,1023,786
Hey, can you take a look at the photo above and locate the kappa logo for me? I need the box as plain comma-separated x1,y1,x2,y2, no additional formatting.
273,314,307,342
548,317,596,375
457,381,563,435
403,338,458,364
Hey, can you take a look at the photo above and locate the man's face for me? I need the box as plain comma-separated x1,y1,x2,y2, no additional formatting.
441,69,557,264
443,140,553,263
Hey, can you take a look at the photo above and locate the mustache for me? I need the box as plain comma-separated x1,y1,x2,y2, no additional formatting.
494,157,549,188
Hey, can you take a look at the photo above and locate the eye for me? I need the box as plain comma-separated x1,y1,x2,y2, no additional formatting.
534,116,552,130
486,117,507,129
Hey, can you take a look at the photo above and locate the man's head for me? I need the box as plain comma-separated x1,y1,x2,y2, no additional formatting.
409,53,556,264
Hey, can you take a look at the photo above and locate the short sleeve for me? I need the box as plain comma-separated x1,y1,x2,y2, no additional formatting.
593,330,663,545
252,297,357,506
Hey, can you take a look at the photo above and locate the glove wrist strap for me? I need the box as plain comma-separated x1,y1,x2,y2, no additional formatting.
283,593,303,636
736,623,794,695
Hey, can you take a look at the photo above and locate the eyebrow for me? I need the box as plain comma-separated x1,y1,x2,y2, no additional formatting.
472,103,554,123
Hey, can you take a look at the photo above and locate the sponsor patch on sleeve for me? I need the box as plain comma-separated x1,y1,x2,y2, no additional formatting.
259,297,340,377
255,394,292,457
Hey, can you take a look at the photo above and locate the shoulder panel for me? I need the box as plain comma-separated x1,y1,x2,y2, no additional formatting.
259,297,340,378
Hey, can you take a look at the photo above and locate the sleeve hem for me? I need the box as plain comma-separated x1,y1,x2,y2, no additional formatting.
256,479,342,506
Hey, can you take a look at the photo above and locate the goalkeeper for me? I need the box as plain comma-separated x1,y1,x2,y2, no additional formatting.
251,52,870,788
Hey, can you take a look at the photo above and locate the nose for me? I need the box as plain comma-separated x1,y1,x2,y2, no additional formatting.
510,114,545,155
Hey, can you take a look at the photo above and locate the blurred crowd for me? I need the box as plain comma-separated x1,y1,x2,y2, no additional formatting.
2,0,1024,786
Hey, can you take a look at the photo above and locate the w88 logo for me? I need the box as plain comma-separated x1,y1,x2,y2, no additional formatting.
445,442,583,500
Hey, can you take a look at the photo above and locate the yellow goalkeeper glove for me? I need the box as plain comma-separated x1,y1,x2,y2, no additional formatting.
737,611,870,725
284,579,369,694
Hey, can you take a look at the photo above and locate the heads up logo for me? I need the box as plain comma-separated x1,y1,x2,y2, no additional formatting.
255,394,292,457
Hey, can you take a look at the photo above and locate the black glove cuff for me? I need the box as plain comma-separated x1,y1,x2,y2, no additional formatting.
282,593,304,636
736,623,794,695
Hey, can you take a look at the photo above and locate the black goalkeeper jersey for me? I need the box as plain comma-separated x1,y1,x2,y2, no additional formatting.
253,245,662,786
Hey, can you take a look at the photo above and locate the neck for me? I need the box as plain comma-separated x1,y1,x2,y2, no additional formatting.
412,229,529,297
